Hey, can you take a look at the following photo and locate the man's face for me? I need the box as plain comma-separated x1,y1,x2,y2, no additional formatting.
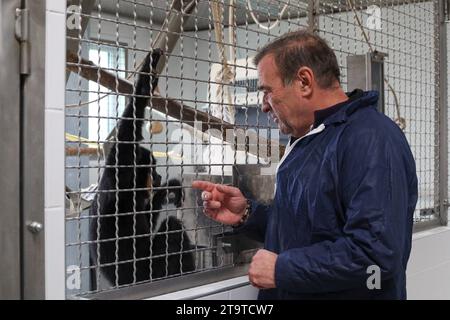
257,54,313,137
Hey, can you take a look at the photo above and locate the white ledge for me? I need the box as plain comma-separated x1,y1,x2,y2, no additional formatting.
148,276,250,300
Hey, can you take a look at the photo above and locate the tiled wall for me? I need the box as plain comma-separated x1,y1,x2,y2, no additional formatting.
44,0,66,300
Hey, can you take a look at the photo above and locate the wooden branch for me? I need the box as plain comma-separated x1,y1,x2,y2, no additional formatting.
66,51,285,157
67,51,133,95
66,147,101,157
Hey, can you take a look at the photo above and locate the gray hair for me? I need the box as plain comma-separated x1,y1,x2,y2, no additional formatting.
253,30,341,89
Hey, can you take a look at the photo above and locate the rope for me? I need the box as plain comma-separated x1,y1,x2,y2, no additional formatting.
346,0,406,130
247,0,288,31
210,0,236,124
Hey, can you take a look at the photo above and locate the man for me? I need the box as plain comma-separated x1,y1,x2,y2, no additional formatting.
192,30,418,299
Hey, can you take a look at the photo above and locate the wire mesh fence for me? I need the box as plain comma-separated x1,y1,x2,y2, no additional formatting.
315,0,444,224
64,0,448,298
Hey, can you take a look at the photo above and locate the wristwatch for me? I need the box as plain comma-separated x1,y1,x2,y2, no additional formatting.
233,199,252,227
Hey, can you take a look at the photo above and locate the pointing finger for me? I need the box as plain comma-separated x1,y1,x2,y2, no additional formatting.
192,180,216,192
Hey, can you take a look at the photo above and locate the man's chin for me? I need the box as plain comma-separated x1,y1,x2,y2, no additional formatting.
278,124,291,135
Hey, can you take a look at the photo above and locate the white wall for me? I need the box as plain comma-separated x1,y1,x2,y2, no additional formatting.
407,227,450,299
45,0,67,300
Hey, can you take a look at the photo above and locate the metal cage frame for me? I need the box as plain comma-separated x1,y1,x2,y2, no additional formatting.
0,0,448,299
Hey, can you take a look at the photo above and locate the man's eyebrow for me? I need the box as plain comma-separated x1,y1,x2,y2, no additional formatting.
257,85,270,91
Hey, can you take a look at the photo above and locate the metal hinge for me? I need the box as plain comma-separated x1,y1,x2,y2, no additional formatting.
15,8,30,75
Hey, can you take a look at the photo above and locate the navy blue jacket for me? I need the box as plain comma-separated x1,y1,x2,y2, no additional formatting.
239,90,418,299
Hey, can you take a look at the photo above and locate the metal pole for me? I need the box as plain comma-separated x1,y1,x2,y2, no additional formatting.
307,0,319,32
436,0,448,226
21,0,46,298
0,0,22,299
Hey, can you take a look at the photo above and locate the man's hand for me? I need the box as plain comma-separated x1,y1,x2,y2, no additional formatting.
192,180,248,226
248,249,277,289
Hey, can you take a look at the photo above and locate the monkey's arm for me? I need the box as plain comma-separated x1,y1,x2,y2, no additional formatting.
117,49,162,144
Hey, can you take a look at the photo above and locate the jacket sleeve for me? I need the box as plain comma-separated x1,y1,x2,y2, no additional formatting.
233,200,271,243
275,127,417,293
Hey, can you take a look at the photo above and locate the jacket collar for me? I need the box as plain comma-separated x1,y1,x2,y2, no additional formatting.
288,90,379,145
321,90,379,126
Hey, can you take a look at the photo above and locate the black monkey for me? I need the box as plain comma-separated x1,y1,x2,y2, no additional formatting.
89,49,195,289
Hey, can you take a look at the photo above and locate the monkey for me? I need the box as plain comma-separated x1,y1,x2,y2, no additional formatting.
89,49,195,289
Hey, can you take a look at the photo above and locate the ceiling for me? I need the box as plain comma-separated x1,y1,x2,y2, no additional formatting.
95,0,309,31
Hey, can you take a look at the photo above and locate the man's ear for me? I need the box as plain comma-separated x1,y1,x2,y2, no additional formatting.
296,66,314,96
